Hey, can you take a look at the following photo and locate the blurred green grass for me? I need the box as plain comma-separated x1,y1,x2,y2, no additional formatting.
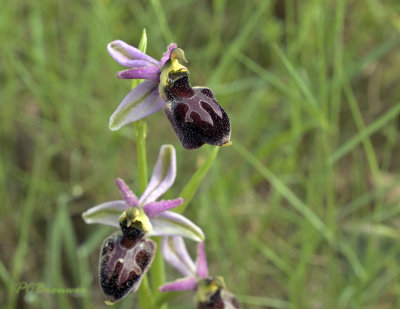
2,0,400,308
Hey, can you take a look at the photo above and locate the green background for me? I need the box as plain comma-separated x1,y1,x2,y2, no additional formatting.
2,0,400,308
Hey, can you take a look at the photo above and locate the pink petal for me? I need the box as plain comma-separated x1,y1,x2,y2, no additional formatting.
196,242,208,278
107,40,159,68
143,198,184,218
81,200,127,227
139,145,176,205
158,277,197,292
116,65,161,82
161,236,196,277
115,178,139,207
109,80,165,131
150,211,205,242
160,43,178,66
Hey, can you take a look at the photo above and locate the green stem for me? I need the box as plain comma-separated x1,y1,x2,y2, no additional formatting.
134,120,155,309
134,28,159,309
134,120,148,194
134,124,168,309
151,238,168,309
134,28,169,309
138,276,155,309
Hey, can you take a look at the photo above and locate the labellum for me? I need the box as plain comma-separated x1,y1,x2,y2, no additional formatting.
99,219,156,304
159,48,231,149
196,277,242,309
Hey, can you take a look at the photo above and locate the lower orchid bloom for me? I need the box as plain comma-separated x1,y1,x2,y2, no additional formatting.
159,236,242,309
82,145,204,304
107,39,231,149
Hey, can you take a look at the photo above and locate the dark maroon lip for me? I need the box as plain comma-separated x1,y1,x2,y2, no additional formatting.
162,75,231,150
99,220,157,303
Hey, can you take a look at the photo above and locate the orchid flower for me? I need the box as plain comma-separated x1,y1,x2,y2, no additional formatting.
82,145,204,304
159,236,242,309
82,144,204,241
107,40,231,149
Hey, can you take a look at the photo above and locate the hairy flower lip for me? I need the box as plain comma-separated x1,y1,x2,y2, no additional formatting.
99,222,157,304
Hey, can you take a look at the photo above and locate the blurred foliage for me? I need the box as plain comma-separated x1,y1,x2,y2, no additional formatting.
1,0,400,308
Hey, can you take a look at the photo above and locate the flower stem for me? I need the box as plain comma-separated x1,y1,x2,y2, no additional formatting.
138,276,155,309
151,237,168,309
134,120,155,309
133,28,149,195
134,28,157,309
134,28,167,309
134,120,148,194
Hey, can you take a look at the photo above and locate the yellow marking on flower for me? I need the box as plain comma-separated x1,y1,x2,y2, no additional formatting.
119,207,140,227
215,276,227,289
195,277,226,303
132,209,152,234
119,207,152,234
170,48,188,62
222,140,232,147
159,48,189,101
170,47,188,66
119,212,127,223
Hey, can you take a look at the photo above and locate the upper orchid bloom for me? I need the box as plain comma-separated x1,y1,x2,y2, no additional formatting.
82,144,204,241
107,39,231,149
159,236,242,309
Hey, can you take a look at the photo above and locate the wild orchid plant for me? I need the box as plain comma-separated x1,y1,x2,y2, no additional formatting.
82,30,241,308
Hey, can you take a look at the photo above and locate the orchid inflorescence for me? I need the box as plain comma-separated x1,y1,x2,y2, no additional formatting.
82,34,241,308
